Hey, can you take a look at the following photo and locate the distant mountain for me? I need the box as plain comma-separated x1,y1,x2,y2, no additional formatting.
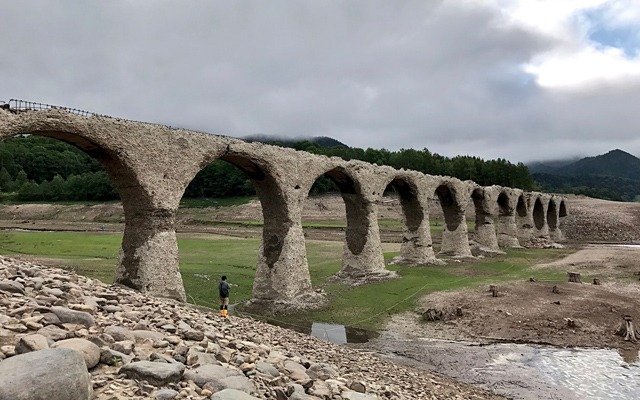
530,149,640,202
242,134,348,148
527,157,581,174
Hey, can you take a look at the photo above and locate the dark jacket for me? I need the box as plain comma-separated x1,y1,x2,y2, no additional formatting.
219,281,230,298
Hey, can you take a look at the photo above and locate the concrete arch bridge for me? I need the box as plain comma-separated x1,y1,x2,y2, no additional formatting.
0,103,568,312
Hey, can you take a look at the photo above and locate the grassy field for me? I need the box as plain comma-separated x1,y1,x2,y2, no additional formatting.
0,230,572,330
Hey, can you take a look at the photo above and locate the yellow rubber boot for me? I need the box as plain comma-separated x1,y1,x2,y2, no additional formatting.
220,309,225,317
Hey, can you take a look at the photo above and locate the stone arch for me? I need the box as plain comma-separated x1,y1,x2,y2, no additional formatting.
515,193,533,243
0,110,191,300
309,164,394,282
559,199,568,218
495,189,521,248
384,173,441,265
182,145,326,313
433,180,472,257
532,197,545,230
548,196,565,241
470,187,500,251
532,195,550,238
547,200,558,231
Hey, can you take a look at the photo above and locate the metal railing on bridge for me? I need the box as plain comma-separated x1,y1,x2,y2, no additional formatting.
5,99,97,117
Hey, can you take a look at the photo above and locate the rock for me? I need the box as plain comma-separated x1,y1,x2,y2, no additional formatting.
100,347,133,365
111,340,135,355
52,338,101,369
119,361,185,386
37,325,70,341
343,392,378,400
104,326,136,342
211,389,260,400
349,381,367,393
132,329,166,341
256,360,280,377
0,280,25,294
307,362,339,380
51,306,95,328
0,348,92,400
183,329,205,341
154,388,179,399
183,364,253,393
15,333,49,354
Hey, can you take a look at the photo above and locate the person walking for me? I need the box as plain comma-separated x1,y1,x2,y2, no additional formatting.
218,275,230,317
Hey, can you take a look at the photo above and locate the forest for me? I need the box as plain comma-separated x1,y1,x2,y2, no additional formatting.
0,135,535,202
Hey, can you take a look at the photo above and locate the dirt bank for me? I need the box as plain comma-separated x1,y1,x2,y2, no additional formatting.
383,244,640,350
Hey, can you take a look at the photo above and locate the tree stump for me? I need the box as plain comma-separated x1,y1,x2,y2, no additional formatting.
529,277,536,282
567,272,581,283
593,278,601,285
423,308,444,322
566,318,576,328
456,307,463,317
614,315,640,342
489,285,499,297
552,285,560,294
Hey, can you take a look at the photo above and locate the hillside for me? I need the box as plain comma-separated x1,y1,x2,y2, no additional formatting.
530,149,640,202
242,134,348,148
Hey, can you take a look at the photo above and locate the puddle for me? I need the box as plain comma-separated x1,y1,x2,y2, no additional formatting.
369,332,640,400
267,320,379,344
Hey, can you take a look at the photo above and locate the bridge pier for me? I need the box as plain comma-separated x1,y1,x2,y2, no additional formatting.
336,193,397,282
434,181,472,258
116,207,186,301
471,187,501,252
496,190,522,248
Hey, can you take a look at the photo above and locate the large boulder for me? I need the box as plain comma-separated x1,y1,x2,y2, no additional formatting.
211,389,260,400
119,361,185,386
0,348,92,400
15,334,49,354
52,338,101,369
184,364,254,393
50,306,95,328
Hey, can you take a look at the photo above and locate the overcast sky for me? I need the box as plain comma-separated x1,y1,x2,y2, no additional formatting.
2,0,640,163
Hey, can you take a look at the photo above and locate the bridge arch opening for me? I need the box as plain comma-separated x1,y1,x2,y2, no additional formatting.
386,177,421,234
305,167,366,255
497,192,510,216
434,184,462,232
178,153,297,303
532,197,545,230
516,195,527,219
470,187,489,241
547,200,558,230
559,200,568,218
0,127,172,294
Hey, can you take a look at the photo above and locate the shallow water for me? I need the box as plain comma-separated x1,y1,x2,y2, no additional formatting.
369,332,640,400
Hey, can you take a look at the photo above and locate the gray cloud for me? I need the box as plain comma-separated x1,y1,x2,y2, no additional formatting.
1,0,639,163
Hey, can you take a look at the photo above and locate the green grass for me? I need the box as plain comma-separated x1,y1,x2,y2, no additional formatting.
179,196,256,208
0,231,572,330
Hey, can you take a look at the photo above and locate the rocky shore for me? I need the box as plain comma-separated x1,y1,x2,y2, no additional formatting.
0,256,502,400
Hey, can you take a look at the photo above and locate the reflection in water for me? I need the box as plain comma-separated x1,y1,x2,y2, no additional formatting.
266,320,379,344
531,347,640,400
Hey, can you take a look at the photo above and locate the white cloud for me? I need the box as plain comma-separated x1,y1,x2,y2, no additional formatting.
0,0,639,163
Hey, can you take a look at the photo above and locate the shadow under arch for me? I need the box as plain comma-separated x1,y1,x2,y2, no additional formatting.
515,193,532,242
532,197,545,231
435,184,462,231
547,199,558,230
559,199,568,218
